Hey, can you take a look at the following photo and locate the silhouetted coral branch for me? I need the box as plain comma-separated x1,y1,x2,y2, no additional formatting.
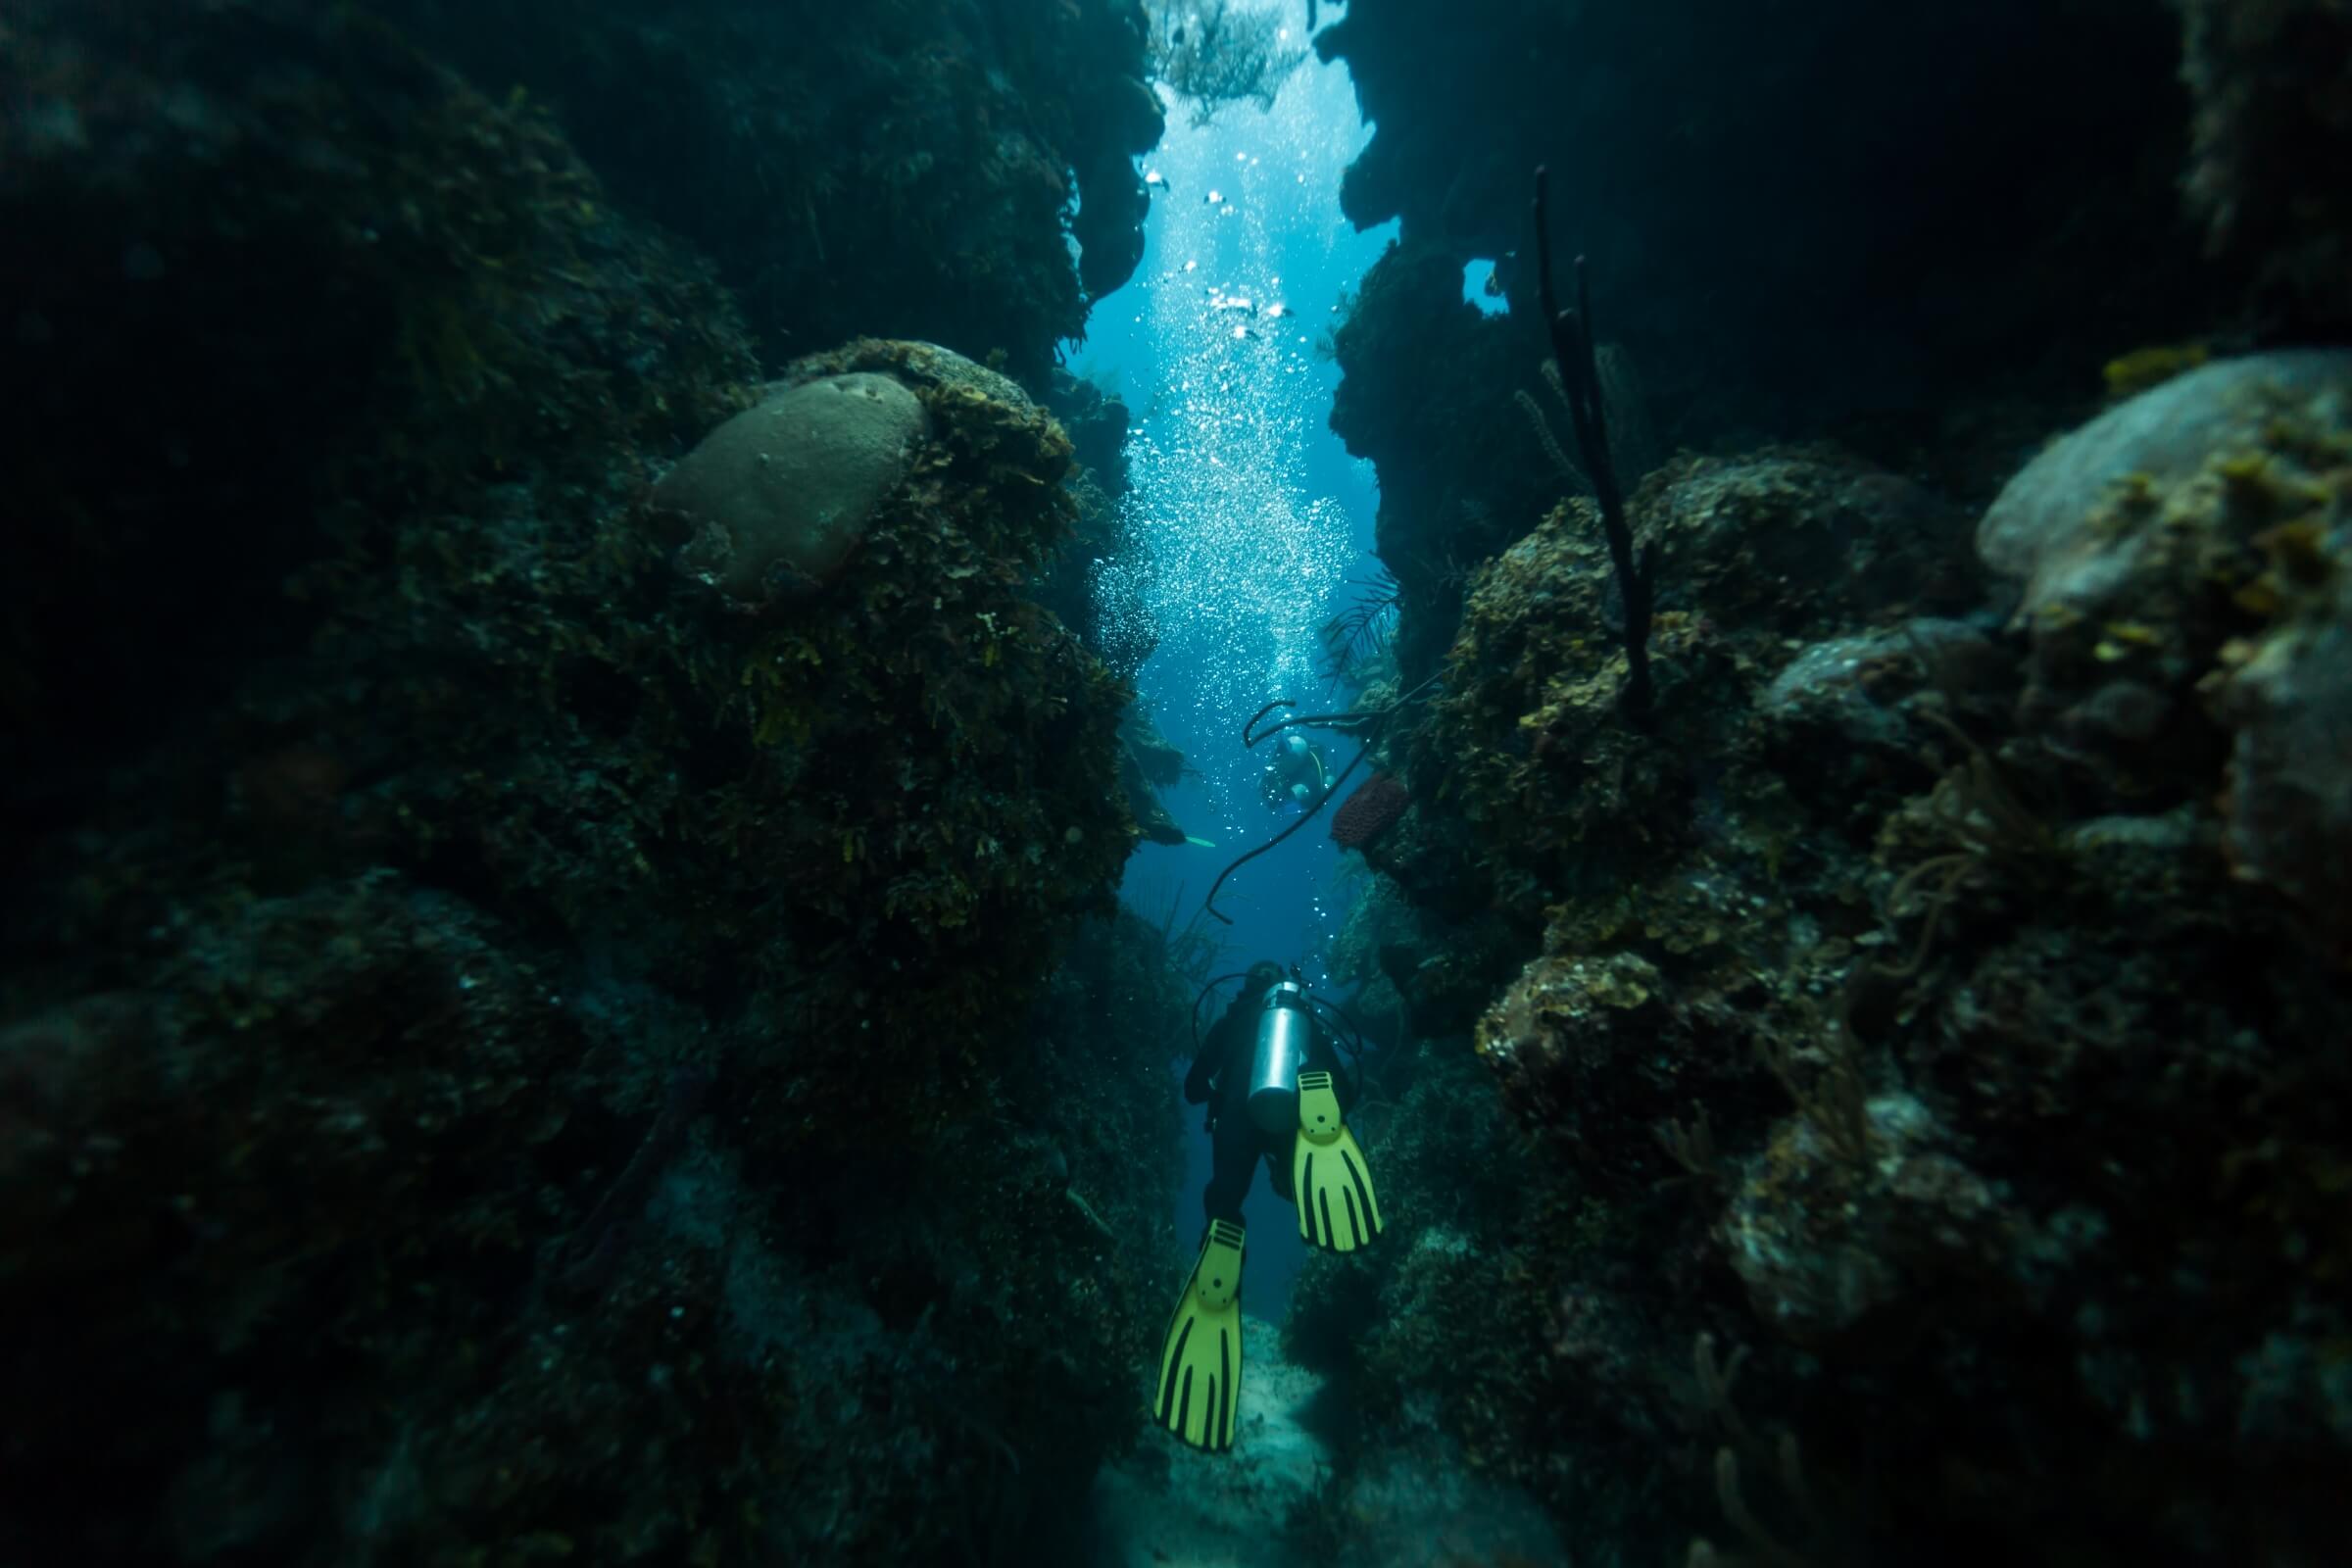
1710,1443,1820,1568
1759,1029,1874,1172
1686,1340,1824,1568
1654,1103,1724,1192
1534,167,1655,720
1516,362,1589,489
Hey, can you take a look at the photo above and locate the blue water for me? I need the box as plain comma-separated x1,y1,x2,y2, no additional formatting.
1464,259,1510,316
1079,52,1395,1307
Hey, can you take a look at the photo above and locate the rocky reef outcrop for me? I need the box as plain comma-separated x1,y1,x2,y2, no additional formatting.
1316,382,2352,1560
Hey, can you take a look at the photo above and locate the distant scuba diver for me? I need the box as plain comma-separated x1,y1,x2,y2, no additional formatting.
1258,731,1331,811
1154,961,1382,1452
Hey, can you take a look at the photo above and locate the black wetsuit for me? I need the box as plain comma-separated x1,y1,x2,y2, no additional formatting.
1185,987,1354,1225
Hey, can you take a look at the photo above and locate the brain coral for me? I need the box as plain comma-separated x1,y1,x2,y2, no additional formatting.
658,370,930,604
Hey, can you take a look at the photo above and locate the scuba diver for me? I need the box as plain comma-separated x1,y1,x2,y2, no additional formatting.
1153,960,1382,1452
1259,731,1331,811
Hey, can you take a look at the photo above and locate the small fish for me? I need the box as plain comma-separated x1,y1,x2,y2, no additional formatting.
1145,169,1171,193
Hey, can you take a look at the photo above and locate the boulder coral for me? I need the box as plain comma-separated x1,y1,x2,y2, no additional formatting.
1423,447,1983,937
660,371,930,604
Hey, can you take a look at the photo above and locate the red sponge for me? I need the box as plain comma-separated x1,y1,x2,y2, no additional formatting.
1331,772,1409,849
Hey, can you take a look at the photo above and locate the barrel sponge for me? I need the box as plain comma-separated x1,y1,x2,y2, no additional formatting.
657,371,929,604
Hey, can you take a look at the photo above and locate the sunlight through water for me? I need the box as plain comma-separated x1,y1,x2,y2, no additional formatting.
1095,37,1383,827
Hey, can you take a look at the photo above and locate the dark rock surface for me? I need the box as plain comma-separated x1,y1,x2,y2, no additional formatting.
1315,0,2248,683
1319,0,2227,455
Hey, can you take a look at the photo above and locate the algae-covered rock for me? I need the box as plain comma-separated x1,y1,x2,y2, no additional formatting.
1978,350,2352,608
1978,351,2352,922
1722,1091,2003,1351
660,371,929,604
1423,445,1980,932
2210,559,2352,943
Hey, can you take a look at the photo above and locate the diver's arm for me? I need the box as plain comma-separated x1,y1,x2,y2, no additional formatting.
1183,1050,1214,1105
1184,1013,1229,1104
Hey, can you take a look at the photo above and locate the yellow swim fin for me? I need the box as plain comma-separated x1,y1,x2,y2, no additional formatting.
1153,1219,1246,1451
1294,1069,1382,1252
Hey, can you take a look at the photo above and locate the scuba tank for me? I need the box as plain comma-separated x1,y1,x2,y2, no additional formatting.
1247,980,1314,1134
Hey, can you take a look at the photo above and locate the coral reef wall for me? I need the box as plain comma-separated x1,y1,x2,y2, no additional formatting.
1298,3,2352,1564
1,1,1177,1562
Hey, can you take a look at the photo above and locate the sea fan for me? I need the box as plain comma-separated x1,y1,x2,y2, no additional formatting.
1319,567,1400,688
